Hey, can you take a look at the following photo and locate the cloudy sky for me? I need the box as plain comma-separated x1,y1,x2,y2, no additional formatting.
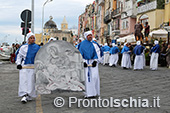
0,0,93,45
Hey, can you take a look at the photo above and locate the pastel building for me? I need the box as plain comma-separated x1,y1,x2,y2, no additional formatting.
120,0,137,36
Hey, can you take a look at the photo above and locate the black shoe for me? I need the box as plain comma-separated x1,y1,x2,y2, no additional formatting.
123,67,127,69
84,96,96,99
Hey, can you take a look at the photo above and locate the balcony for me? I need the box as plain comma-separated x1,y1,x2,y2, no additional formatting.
137,1,157,14
104,14,111,24
98,0,104,6
111,8,121,18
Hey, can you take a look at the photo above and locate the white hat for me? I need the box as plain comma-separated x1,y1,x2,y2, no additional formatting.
79,37,84,41
26,32,35,43
104,43,108,46
154,40,159,45
136,41,141,45
84,31,92,39
112,43,115,47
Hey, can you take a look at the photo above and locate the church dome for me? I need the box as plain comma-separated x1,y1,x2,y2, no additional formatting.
44,16,57,29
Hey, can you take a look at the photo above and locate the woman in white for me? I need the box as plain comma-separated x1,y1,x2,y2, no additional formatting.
109,43,120,67
133,41,145,70
150,40,160,70
103,43,110,65
121,43,132,69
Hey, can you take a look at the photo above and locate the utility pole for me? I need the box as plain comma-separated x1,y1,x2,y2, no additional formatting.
31,0,34,33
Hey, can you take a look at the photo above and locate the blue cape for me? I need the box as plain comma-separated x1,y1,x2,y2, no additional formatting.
121,46,129,54
25,43,40,64
133,45,145,55
151,44,160,53
78,40,98,60
102,45,110,52
110,46,120,54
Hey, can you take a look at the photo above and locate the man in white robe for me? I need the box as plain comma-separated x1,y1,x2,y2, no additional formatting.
16,32,40,103
78,31,100,98
133,41,145,70
150,40,160,70
109,43,120,67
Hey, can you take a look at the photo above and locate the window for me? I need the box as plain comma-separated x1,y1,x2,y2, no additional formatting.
62,37,67,41
122,21,126,29
55,37,59,40
166,0,169,3
126,21,129,28
122,20,128,29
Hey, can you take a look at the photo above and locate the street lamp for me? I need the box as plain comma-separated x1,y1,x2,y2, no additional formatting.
41,0,53,44
31,0,34,33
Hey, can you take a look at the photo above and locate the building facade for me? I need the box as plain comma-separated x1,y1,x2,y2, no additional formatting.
78,0,170,44
35,16,72,45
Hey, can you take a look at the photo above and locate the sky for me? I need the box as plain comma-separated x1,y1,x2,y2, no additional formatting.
0,0,93,45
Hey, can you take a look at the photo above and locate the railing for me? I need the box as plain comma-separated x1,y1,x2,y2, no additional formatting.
137,1,157,14
104,14,111,24
111,8,121,17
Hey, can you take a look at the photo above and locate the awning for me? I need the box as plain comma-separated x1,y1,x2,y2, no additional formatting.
117,34,136,43
149,29,168,38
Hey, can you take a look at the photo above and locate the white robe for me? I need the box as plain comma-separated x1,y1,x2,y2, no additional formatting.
134,54,144,70
109,53,119,66
121,52,132,68
150,52,159,70
84,59,100,97
142,50,146,67
16,45,36,98
103,52,110,65
92,43,103,64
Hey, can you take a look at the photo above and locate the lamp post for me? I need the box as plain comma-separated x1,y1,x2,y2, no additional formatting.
31,0,34,33
41,0,53,44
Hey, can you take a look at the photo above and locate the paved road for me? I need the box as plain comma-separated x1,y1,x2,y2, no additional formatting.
0,64,170,113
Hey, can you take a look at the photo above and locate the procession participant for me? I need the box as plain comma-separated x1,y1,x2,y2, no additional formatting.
133,41,145,70
75,37,84,48
121,43,132,69
92,38,103,64
16,32,40,103
78,37,84,43
78,30,100,98
162,44,170,69
109,43,120,67
142,43,146,67
102,43,110,65
75,42,78,48
150,40,160,70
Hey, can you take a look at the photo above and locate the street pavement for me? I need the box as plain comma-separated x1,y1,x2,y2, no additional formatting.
0,63,170,113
